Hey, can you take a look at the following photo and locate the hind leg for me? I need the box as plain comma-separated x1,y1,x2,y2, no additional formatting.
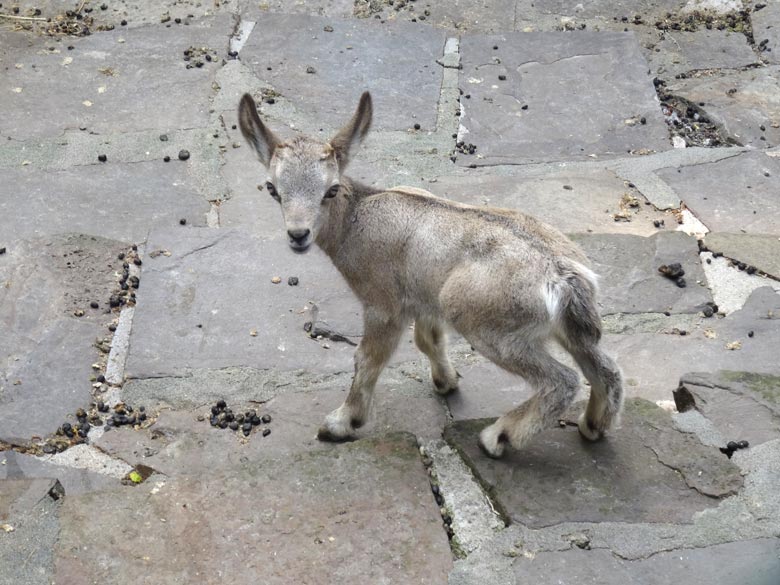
476,344,581,458
557,333,623,441
414,316,459,395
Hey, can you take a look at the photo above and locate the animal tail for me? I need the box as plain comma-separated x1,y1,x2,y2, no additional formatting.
543,259,602,342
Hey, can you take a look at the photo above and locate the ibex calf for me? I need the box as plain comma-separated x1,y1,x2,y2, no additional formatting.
238,92,623,457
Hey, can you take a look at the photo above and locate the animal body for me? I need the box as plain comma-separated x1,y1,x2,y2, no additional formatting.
238,91,623,457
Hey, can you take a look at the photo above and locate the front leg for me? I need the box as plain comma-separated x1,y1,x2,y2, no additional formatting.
318,309,405,441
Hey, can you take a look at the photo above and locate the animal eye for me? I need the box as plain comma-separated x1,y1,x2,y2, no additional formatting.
266,182,279,200
324,184,340,199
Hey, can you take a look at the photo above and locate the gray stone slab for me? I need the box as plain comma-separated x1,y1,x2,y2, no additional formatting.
100,380,446,474
126,228,364,377
0,235,126,443
430,170,669,236
705,232,780,278
665,67,780,149
457,32,670,165
604,287,780,401
508,540,780,585
648,30,758,78
239,14,446,132
0,478,60,585
241,0,354,19
570,232,712,315
752,1,780,64
354,0,517,33
0,15,234,141
677,370,780,447
514,0,687,21
55,433,452,584
658,151,780,233
444,399,742,528
0,451,117,496
0,163,209,244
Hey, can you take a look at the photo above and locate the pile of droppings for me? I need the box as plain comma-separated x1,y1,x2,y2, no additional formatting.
206,400,273,438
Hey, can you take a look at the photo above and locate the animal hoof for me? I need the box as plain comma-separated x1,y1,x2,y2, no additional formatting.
478,424,506,458
577,413,604,442
317,425,355,442
432,376,458,396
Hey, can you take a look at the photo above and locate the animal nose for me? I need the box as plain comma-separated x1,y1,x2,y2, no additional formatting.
288,228,311,243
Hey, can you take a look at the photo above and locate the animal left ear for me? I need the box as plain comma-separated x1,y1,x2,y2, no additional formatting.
329,91,372,169
238,93,281,167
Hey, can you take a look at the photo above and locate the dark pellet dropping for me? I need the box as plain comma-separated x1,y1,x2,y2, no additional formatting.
640,117,647,124
219,420,228,429
121,19,127,25
251,415,261,426
43,444,56,454
737,440,749,449
493,45,498,50
431,485,440,495
174,17,181,23
242,427,251,436
97,374,105,383
164,156,170,162
727,441,738,451
676,277,686,288
211,405,221,415
225,413,235,422
748,330,754,338
703,306,713,318
97,400,105,411
210,416,218,426
242,422,252,432
160,134,168,142
521,104,528,110
0,247,5,255
288,276,299,286
245,411,255,419
720,446,733,457
216,399,226,409
98,154,107,162
78,429,87,438
435,494,444,506
262,428,271,437
747,266,756,275
413,123,421,130
90,301,99,309
178,150,190,161
139,406,145,413
236,414,245,423
133,258,142,266
229,421,239,431
62,423,72,432
261,414,272,424
179,218,187,225
498,74,506,81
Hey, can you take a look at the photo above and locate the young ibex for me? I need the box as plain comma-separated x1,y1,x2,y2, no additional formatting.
238,91,623,457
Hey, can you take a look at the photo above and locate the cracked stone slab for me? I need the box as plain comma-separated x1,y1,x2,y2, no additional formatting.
444,399,742,528
0,450,118,496
664,67,780,149
239,0,354,19
701,251,780,314
126,228,372,377
429,169,669,236
54,433,452,584
456,32,670,165
752,1,780,64
657,152,780,234
239,14,446,132
677,370,780,447
0,15,234,141
0,477,61,585
0,163,209,244
446,360,534,421
0,236,126,443
647,29,758,78
504,540,780,585
571,232,711,315
704,232,780,279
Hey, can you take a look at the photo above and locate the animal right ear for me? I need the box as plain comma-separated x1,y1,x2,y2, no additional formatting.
330,91,372,169
238,93,281,167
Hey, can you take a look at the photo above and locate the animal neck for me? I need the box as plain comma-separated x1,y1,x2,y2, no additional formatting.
315,176,371,261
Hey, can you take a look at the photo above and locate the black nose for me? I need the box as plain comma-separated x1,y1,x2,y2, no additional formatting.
288,228,310,244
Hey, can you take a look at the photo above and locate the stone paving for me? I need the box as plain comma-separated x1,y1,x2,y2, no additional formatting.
2,0,780,583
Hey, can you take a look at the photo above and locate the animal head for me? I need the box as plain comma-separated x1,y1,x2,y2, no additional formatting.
237,91,372,252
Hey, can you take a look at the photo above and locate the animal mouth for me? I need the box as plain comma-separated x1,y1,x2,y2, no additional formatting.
289,241,311,253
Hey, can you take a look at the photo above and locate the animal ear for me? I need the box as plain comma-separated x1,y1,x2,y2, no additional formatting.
330,91,372,169
238,93,281,167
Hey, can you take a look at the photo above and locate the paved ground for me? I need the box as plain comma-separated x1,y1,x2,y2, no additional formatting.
2,0,780,583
